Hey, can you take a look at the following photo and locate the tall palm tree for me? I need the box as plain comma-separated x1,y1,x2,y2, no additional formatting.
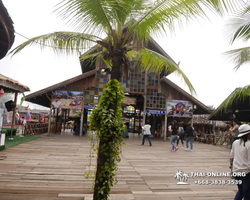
217,2,250,113
10,1,237,199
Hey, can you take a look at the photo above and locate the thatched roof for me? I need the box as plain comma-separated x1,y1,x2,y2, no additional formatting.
209,87,250,122
0,73,30,93
0,0,15,59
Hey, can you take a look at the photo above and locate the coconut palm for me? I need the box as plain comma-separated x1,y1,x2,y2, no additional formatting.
216,3,250,113
10,0,238,199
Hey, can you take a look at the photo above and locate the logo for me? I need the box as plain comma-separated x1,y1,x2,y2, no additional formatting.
174,170,190,185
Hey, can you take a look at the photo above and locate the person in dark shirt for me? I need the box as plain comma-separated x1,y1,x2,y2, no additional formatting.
185,124,194,151
169,120,178,152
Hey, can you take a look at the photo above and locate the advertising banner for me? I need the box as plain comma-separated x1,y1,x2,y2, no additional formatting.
167,99,193,117
51,90,84,110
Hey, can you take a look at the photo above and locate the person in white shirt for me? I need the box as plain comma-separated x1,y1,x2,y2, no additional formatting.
52,94,62,108
141,120,152,146
230,124,250,200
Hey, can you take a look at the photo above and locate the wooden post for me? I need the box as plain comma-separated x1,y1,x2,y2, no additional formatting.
10,92,18,139
80,91,85,137
55,108,59,133
191,115,194,127
142,71,147,126
47,107,52,135
164,97,168,141
64,109,66,131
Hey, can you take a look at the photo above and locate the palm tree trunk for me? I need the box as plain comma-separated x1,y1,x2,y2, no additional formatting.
93,56,122,200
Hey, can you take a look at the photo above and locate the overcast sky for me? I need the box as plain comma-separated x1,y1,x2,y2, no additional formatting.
1,0,250,109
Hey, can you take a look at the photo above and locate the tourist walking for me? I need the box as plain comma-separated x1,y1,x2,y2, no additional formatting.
177,122,184,148
185,124,194,151
169,120,178,152
141,120,152,146
230,124,250,200
230,119,240,148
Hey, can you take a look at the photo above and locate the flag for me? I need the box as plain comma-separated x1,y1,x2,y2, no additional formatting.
38,113,41,124
26,111,32,121
43,114,46,124
15,112,22,124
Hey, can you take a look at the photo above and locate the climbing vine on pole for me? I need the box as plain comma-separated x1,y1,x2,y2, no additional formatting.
89,79,126,200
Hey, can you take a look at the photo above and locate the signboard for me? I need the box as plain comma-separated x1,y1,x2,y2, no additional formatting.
146,110,165,115
85,105,96,110
167,99,193,117
123,97,137,105
51,90,84,110
0,108,5,147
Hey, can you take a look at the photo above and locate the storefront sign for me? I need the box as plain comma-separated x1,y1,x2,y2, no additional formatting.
123,97,137,105
146,110,165,115
85,105,96,110
167,99,193,117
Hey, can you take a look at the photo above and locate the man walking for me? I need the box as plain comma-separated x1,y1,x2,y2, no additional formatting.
142,120,152,146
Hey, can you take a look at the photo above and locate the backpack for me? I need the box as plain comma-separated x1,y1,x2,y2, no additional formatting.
179,127,184,135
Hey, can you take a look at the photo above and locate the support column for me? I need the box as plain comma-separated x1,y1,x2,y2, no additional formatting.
80,91,85,137
47,107,52,135
164,97,168,141
142,71,148,126
10,92,18,139
191,115,194,127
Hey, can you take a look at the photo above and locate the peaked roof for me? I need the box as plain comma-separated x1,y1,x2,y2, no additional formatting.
80,37,178,77
0,73,30,93
25,69,97,107
160,77,211,114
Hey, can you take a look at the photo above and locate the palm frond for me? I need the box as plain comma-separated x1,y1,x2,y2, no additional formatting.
10,32,100,56
215,85,250,114
55,0,118,37
223,46,250,70
135,48,196,96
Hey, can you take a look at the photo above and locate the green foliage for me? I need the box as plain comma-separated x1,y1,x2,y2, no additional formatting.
86,79,126,199
1,128,17,137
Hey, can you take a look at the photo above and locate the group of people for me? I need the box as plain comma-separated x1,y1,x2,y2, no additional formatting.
168,120,194,152
141,120,195,152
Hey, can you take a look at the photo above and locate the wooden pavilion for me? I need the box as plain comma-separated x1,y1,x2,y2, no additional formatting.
0,74,30,143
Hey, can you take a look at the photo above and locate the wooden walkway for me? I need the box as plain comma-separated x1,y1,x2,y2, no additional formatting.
0,133,237,200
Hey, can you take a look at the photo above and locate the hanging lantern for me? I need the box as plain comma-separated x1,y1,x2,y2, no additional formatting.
0,88,4,98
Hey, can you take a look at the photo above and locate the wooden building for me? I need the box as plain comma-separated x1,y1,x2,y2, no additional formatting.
25,39,211,139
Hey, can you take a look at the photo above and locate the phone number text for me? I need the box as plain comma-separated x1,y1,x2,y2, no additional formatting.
194,180,242,185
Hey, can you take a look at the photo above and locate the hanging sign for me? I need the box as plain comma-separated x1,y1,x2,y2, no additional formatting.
85,105,96,110
51,90,84,110
146,110,165,115
123,97,137,105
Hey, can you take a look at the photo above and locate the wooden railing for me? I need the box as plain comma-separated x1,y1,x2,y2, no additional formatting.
24,123,48,135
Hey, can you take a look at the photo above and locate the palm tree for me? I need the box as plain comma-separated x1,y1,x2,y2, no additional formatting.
10,0,237,199
218,3,250,112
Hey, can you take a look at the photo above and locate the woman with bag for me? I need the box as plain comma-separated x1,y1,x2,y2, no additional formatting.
169,120,179,152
